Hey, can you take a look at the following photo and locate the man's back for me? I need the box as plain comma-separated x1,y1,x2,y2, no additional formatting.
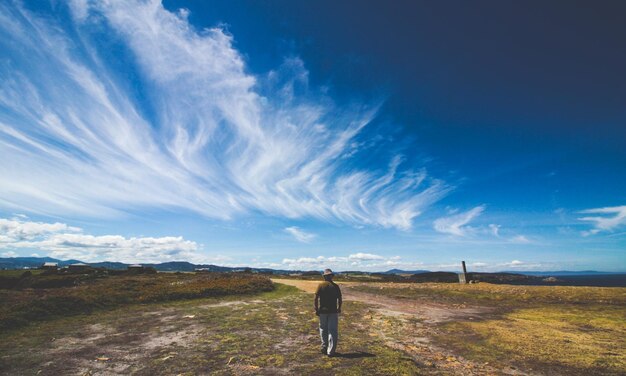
316,281,341,314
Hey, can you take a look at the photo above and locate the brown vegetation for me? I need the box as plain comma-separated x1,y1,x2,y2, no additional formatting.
0,271,273,331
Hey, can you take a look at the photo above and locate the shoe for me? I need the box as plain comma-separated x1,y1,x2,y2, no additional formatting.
321,347,327,355
327,352,337,357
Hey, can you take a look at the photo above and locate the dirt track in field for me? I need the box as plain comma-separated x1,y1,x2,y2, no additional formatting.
272,279,527,376
273,279,491,324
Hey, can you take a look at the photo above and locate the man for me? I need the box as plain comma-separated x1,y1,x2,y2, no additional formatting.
314,268,342,356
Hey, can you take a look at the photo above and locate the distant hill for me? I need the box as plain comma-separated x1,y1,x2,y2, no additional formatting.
88,261,131,270
143,262,234,272
0,257,292,274
0,257,82,269
0,256,59,269
384,269,431,274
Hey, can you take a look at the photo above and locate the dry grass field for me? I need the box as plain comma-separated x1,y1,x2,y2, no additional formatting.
347,282,626,375
1,272,624,375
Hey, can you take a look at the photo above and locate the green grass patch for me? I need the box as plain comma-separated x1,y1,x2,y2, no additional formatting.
258,282,299,299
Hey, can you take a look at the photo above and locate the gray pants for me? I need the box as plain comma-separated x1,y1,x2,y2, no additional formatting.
318,313,338,355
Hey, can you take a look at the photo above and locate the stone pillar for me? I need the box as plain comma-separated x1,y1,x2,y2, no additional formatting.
458,260,468,284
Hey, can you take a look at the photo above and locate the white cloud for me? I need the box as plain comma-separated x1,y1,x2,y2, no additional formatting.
487,223,532,244
578,205,626,236
261,257,557,273
1,250,17,258
509,235,531,244
282,256,325,265
0,217,214,264
348,252,384,261
447,260,548,272
433,206,484,236
0,218,81,240
284,226,316,243
16,234,200,264
0,1,449,230
278,253,419,271
499,259,543,270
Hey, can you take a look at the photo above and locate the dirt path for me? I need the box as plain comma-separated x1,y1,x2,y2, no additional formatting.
274,279,529,376
273,279,491,324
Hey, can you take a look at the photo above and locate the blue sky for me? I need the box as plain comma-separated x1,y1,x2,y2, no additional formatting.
0,0,624,272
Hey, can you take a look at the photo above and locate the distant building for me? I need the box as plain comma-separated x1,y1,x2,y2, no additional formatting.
68,263,90,272
128,264,143,270
42,262,58,271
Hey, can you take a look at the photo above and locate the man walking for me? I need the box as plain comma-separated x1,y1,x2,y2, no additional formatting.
314,268,342,356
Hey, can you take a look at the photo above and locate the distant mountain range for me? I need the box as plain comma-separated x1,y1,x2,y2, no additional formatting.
0,257,623,276
382,269,431,274
0,257,292,274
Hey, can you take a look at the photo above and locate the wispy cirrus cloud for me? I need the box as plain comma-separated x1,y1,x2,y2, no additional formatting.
284,226,316,243
488,224,501,237
0,0,448,230
578,205,626,236
0,217,215,264
433,206,484,236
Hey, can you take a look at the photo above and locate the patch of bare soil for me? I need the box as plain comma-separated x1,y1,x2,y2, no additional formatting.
39,307,208,375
